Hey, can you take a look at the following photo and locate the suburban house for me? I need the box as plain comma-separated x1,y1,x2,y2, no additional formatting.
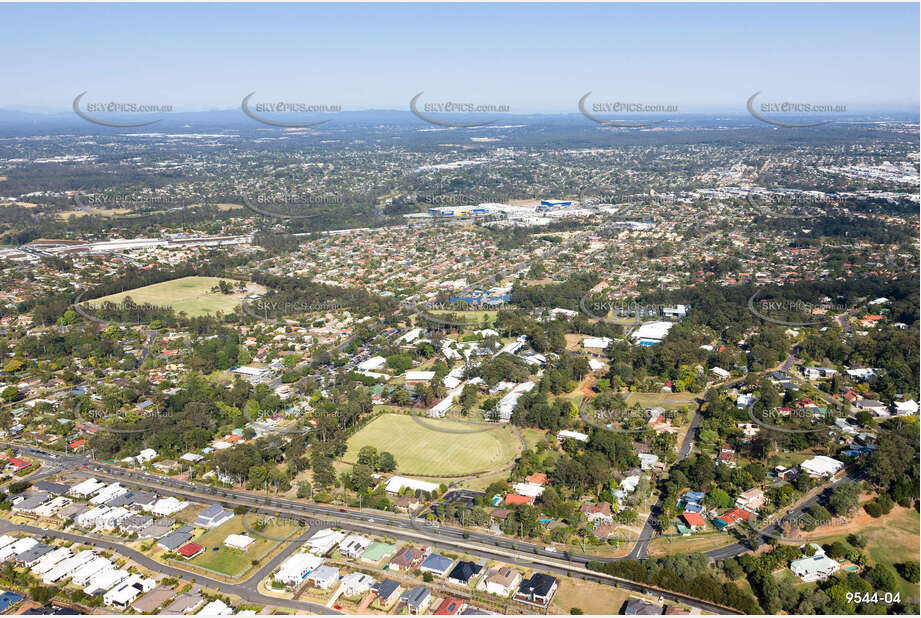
790,544,841,582
713,508,754,530
580,501,614,523
393,495,423,513
339,572,376,597
307,565,340,590
680,512,707,532
388,546,429,572
176,542,205,559
624,599,664,615
372,579,403,609
193,505,234,529
419,553,455,577
274,553,324,587
735,488,765,512
513,572,558,607
854,399,888,417
434,597,466,615
480,566,521,597
401,585,432,615
447,560,482,586
800,456,844,478
305,528,346,556
338,534,373,558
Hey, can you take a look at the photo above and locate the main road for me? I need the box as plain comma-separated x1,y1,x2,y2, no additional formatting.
4,442,743,615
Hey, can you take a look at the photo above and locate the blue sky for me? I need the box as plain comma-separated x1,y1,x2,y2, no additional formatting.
3,2,918,113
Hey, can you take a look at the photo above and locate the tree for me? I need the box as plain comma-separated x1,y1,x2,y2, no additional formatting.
357,446,378,468
896,561,920,583
311,448,337,490
706,488,733,509
297,481,312,499
827,482,859,516
351,464,374,492
866,563,898,591
377,451,397,472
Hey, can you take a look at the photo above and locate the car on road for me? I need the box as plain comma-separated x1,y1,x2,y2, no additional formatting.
544,546,557,552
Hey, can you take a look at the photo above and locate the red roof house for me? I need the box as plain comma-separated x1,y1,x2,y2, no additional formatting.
681,512,707,529
505,494,535,506
177,542,205,559
434,598,464,615
525,473,548,486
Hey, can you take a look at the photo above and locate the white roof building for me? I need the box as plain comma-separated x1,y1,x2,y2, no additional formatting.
397,327,425,344
582,336,612,350
0,537,38,562
198,600,233,615
150,497,189,516
43,551,96,584
357,356,387,371
631,321,674,342
639,453,660,470
790,544,840,582
31,547,72,576
84,568,129,596
801,456,845,478
385,475,439,494
894,400,919,415
90,483,128,505
339,571,376,597
305,529,346,556
71,557,113,586
557,429,588,442
512,482,544,498
136,448,157,463
338,534,373,558
103,574,156,608
404,370,436,382
275,552,324,585
549,308,578,319
69,478,106,498
497,382,536,422
224,534,255,550
83,569,131,595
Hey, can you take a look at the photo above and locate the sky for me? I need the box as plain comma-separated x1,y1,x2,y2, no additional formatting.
2,2,919,114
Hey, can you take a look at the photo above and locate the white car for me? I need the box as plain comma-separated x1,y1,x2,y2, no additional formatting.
544,546,557,553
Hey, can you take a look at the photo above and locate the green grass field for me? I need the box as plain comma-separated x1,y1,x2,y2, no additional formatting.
624,392,698,410
85,276,250,318
185,516,298,577
344,413,521,476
